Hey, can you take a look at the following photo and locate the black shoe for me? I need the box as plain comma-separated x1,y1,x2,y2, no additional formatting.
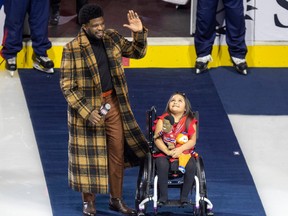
83,201,96,216
231,57,248,75
50,12,60,26
5,57,17,70
109,198,137,215
33,55,54,69
32,54,54,73
195,55,212,74
5,57,17,77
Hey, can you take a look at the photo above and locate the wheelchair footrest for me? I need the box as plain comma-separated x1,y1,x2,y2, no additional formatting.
167,179,184,187
160,199,194,207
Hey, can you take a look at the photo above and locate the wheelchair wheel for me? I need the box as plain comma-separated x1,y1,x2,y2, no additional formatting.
196,156,207,198
135,153,153,213
194,156,209,216
194,199,207,216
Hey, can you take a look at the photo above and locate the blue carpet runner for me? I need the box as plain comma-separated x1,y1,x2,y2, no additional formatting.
19,68,265,216
210,67,288,115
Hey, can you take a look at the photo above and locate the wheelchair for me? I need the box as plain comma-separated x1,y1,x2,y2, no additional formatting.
135,106,214,216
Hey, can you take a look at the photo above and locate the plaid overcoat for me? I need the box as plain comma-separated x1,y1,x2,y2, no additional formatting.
60,27,149,193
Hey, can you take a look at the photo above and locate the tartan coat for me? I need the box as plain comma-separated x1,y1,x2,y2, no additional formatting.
60,27,149,193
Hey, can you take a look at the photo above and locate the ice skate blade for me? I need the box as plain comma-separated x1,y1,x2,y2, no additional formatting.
33,62,54,74
195,68,208,74
6,69,17,77
235,68,247,75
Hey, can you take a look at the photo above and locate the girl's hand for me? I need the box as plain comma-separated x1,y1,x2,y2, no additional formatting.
166,150,173,157
170,147,183,158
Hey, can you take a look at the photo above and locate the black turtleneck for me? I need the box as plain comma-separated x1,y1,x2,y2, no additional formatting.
87,33,113,92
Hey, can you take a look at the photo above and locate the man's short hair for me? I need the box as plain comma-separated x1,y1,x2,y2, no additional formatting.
78,3,104,25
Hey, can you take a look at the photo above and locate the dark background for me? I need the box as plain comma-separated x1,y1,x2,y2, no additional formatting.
48,0,192,38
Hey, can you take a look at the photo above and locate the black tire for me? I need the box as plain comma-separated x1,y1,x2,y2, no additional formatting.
135,153,153,213
196,156,207,198
194,156,208,216
200,199,207,216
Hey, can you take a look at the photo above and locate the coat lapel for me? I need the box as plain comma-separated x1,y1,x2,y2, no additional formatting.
77,29,102,89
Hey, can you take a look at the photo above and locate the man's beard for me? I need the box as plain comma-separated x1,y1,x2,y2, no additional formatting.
86,29,103,40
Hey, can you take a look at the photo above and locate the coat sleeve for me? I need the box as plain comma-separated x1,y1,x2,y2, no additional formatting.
60,44,94,120
107,27,148,59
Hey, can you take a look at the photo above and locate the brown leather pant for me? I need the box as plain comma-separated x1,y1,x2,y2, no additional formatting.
103,92,124,198
82,92,124,201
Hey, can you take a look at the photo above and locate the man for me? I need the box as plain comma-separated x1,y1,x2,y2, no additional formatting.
194,0,248,75
60,3,149,216
0,0,54,77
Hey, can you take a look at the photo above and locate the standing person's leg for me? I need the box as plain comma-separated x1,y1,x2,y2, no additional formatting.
1,0,29,74
50,0,61,25
223,0,247,59
194,0,219,57
28,0,51,57
104,93,124,199
29,0,54,72
76,0,88,15
223,0,248,74
50,0,61,13
104,92,136,215
194,0,218,74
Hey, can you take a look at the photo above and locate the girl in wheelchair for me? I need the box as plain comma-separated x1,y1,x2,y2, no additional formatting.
153,91,198,207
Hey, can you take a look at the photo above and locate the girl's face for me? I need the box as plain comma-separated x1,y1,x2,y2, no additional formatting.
168,94,186,114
